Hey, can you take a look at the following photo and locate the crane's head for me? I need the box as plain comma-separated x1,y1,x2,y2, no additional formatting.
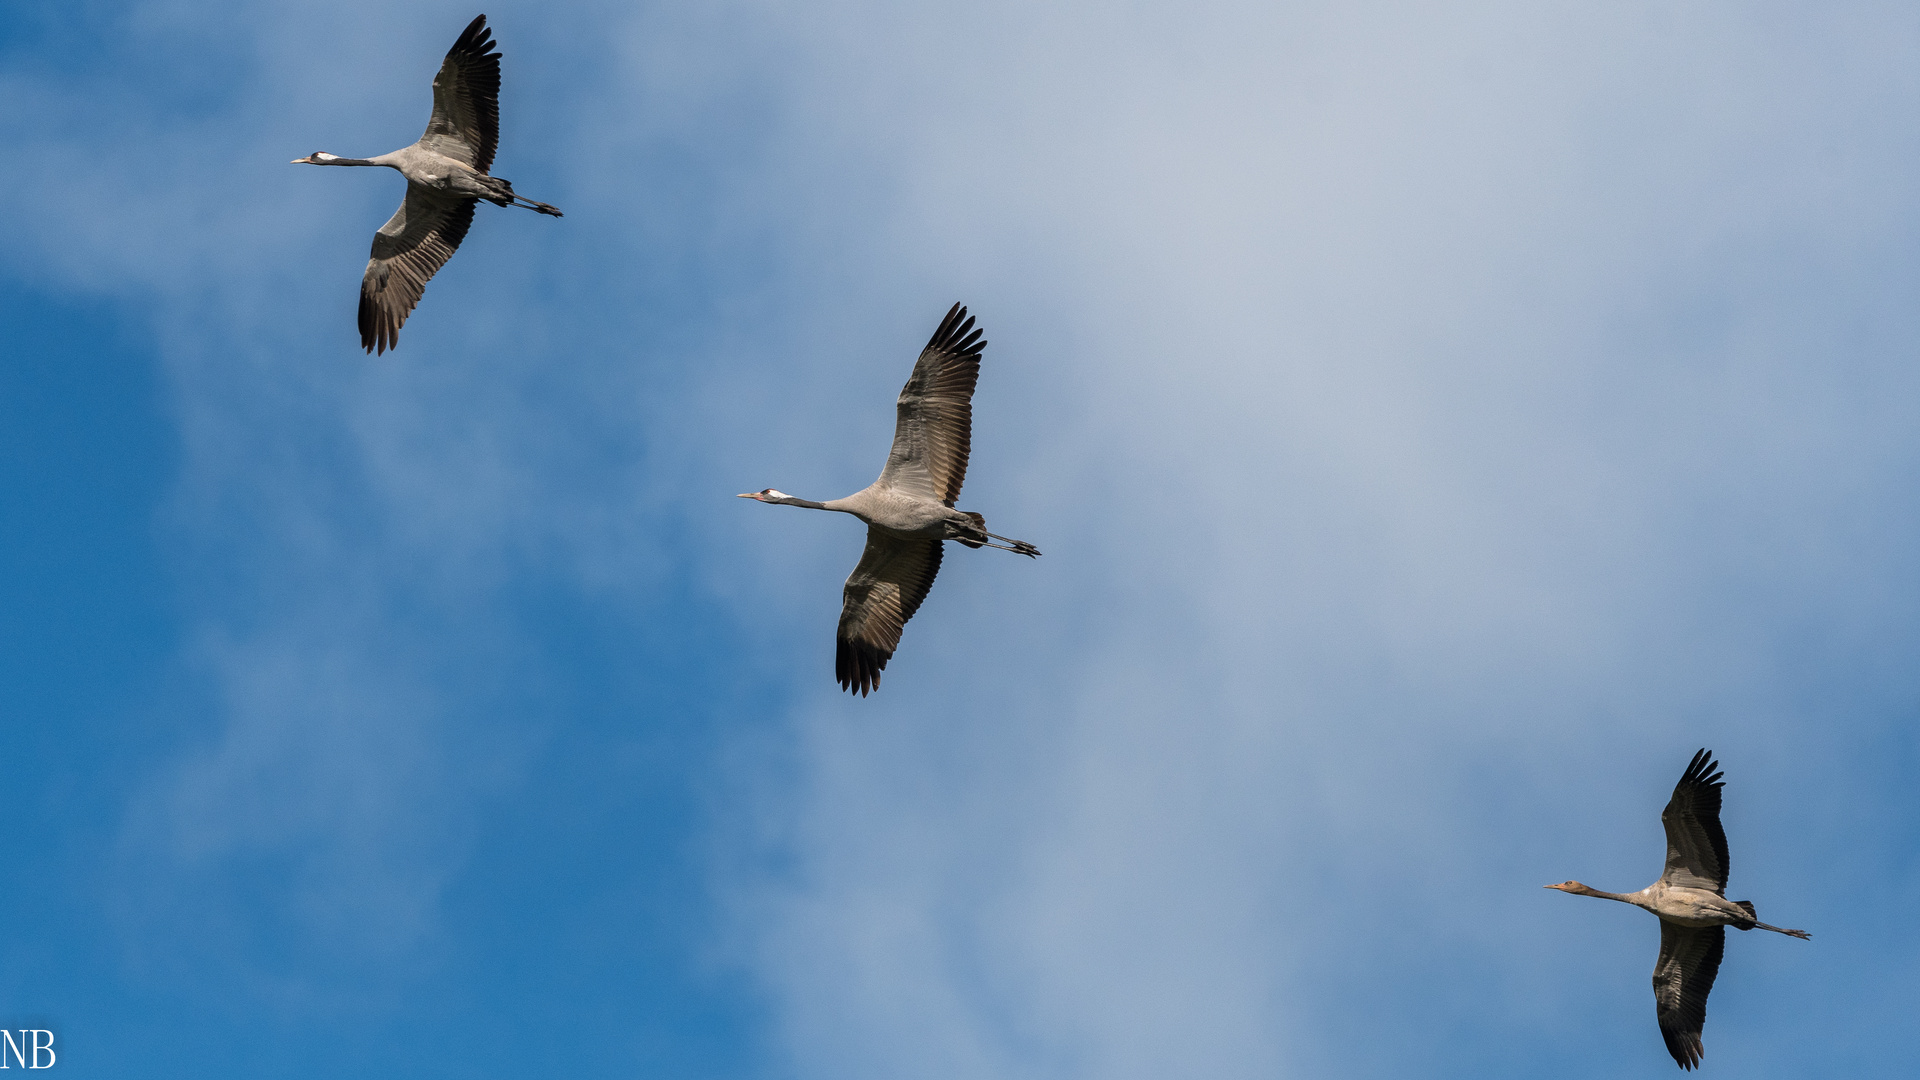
1543,881,1590,894
291,152,338,165
737,489,790,503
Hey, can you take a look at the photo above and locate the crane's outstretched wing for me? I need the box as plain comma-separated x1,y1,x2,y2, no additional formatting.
419,14,501,174
1660,748,1730,893
875,303,985,505
1653,921,1724,1070
835,529,943,696
358,190,477,354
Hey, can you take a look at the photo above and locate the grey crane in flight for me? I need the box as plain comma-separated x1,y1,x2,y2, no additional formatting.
293,14,561,354
1546,749,1809,1070
739,303,1041,696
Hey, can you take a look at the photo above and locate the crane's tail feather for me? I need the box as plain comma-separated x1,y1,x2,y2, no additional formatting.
956,512,988,549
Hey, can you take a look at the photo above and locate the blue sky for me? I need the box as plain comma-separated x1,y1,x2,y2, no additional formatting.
3,0,1919,1076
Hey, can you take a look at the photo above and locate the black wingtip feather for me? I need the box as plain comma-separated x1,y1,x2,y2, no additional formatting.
1660,1021,1704,1070
357,288,393,354
447,16,499,69
1661,1028,1703,1071
455,15,491,49
836,637,890,697
1683,748,1724,789
925,302,987,358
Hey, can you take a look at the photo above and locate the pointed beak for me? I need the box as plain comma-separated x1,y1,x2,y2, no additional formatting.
291,157,310,164
736,493,759,499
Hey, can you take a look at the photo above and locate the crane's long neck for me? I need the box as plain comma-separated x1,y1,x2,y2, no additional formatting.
310,154,394,168
1574,885,1643,905
775,496,834,511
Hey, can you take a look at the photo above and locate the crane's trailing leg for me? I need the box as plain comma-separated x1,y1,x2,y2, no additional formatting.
956,534,1040,555
952,512,1040,556
1732,900,1811,938
479,176,564,216
511,194,564,217
983,533,1041,557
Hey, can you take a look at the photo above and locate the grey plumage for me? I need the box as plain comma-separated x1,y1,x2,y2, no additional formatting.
740,303,1040,696
836,529,944,697
1652,749,1733,1069
1546,749,1809,1070
293,15,561,354
1653,919,1724,1069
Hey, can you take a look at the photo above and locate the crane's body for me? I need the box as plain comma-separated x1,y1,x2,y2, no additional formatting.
751,487,1029,547
1547,750,1808,1070
1556,879,1807,933
300,142,558,209
294,15,561,354
740,303,1039,696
